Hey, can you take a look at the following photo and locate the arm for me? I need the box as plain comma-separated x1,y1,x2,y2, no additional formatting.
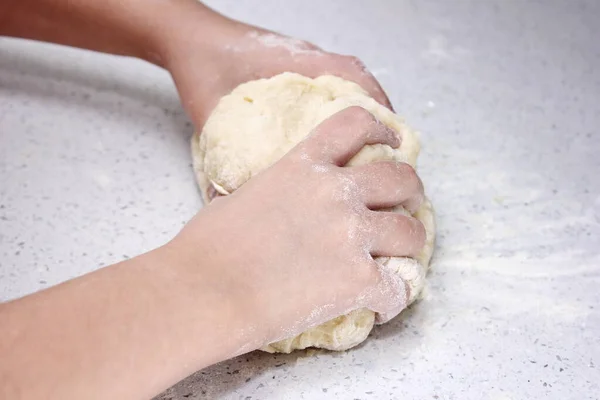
1,2,412,398
0,108,425,399
0,0,392,127
0,243,258,399
0,0,215,65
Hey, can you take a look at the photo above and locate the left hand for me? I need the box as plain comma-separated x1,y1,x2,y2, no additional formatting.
163,16,393,128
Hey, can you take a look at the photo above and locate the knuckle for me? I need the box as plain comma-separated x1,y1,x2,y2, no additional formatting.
343,106,376,127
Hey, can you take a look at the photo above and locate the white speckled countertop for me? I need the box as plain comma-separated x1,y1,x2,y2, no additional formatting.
1,0,599,398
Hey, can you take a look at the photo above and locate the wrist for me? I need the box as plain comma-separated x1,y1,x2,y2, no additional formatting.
161,221,270,360
154,2,242,68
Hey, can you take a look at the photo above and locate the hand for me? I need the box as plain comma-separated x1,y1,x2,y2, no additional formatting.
171,107,425,345
164,14,393,128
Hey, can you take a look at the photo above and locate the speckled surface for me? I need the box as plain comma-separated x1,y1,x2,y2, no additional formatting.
1,0,599,399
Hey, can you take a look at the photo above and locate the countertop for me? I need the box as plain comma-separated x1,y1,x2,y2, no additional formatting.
1,0,599,399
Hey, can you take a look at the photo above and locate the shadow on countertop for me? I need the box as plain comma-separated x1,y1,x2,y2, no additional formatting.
0,41,192,141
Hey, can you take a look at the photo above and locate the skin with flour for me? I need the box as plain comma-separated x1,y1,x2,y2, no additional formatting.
194,73,436,353
0,0,425,398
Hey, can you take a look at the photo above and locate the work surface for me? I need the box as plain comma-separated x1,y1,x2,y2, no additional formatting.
1,0,599,398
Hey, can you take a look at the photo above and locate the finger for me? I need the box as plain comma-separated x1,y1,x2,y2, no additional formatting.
333,56,394,111
367,212,426,258
359,259,409,322
346,161,424,211
372,287,408,324
285,53,394,110
351,70,394,111
300,106,400,165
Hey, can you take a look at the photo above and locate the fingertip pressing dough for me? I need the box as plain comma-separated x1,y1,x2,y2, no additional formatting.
191,72,435,353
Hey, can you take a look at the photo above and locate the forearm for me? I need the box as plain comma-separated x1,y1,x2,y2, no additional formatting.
0,240,259,399
0,0,231,66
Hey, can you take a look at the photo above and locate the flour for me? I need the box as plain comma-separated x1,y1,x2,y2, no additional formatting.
225,31,323,57
191,73,435,353
248,31,322,56
310,162,330,174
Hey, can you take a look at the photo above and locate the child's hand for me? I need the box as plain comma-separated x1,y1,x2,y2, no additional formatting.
164,17,392,127
171,107,425,346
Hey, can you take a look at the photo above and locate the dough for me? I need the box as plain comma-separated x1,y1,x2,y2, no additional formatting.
191,72,435,353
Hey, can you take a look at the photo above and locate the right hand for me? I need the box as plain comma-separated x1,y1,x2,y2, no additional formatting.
172,107,426,346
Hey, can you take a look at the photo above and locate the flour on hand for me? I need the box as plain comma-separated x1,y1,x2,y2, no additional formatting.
191,73,435,353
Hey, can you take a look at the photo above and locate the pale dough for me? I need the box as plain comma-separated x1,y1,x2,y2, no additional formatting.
191,72,435,353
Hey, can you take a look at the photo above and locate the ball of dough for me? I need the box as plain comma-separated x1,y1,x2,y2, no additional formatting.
191,72,435,353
